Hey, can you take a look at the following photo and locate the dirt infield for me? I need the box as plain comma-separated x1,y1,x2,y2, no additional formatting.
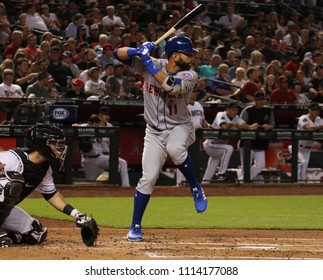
1,183,323,260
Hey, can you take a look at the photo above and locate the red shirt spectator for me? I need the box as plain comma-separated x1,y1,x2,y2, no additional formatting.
242,81,261,101
270,75,298,104
240,67,261,102
284,52,301,78
3,30,23,59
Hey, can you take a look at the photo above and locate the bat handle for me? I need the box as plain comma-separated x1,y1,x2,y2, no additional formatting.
153,38,162,46
153,27,176,46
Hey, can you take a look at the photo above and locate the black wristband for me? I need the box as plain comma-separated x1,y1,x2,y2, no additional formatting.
63,204,75,215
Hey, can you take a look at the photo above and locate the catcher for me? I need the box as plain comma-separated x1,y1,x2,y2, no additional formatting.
0,123,99,247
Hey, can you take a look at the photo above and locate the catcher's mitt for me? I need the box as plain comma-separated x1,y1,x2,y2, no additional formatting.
75,214,99,246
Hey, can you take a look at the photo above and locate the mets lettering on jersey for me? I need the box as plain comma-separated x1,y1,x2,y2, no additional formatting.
144,81,183,99
145,82,161,96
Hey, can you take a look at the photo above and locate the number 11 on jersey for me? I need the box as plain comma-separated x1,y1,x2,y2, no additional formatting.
168,104,178,115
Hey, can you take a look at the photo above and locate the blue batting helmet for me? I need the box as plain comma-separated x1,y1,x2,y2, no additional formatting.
164,36,198,58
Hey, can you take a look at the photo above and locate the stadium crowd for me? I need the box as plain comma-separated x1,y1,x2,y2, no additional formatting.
0,0,321,107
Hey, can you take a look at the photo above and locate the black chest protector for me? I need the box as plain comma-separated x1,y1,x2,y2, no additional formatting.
12,148,49,203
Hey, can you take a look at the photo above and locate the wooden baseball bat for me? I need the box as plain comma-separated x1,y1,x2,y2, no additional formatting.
154,4,207,45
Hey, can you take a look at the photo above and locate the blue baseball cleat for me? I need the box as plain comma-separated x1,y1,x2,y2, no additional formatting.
191,186,208,213
127,224,142,241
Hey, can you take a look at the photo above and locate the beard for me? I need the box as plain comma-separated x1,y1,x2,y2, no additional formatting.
175,58,191,71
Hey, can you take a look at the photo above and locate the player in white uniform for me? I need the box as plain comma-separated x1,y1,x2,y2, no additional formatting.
0,124,96,247
76,110,130,186
288,103,323,182
202,102,258,183
113,36,208,241
176,88,212,185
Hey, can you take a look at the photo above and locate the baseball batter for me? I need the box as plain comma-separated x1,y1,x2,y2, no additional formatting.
0,123,97,247
114,36,208,241
288,103,323,182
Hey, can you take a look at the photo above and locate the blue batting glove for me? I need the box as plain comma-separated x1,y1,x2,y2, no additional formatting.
137,46,151,66
140,42,156,52
137,46,160,76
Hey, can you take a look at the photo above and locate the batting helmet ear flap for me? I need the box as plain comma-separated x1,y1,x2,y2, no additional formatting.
165,36,198,58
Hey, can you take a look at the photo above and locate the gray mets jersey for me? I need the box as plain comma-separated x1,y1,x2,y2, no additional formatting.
132,57,198,130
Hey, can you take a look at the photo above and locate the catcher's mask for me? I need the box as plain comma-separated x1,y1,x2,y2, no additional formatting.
26,123,67,169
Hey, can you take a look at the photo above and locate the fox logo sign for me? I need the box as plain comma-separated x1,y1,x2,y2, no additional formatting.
52,108,69,120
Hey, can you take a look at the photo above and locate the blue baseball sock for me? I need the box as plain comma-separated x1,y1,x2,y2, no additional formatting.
130,191,150,227
177,155,200,189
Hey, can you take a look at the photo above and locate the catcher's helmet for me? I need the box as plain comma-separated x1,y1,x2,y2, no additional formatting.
26,123,67,168
164,36,198,59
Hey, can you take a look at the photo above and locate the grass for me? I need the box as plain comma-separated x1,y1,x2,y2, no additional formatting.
20,195,323,230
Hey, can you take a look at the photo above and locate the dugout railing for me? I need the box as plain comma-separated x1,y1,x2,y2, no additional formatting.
190,129,323,183
1,125,323,184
